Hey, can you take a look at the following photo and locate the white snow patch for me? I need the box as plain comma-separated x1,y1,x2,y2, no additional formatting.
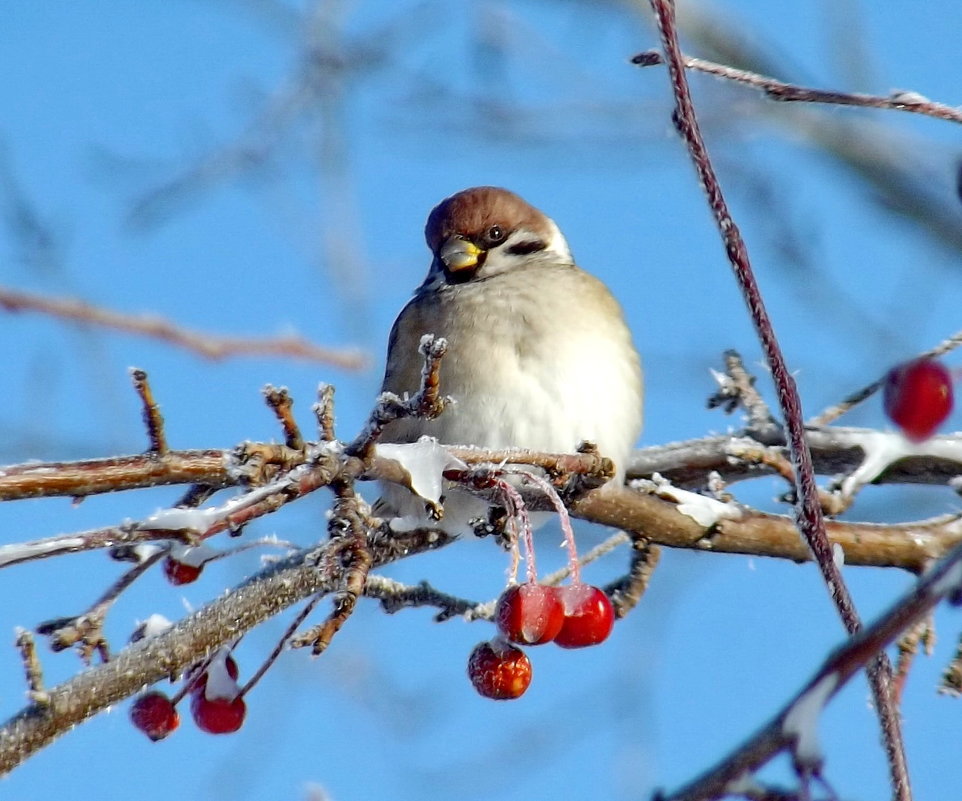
205,648,240,701
837,430,913,497
782,672,839,766
139,506,221,534
376,437,466,505
836,429,962,498
134,614,173,640
307,440,343,459
141,613,173,637
168,541,218,567
131,544,164,563
0,537,85,567
649,473,742,527
138,476,301,535
889,89,930,104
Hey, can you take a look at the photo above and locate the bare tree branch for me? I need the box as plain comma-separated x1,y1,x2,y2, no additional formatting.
632,49,962,125
0,527,452,775
0,285,367,369
646,2,910,794
660,540,962,801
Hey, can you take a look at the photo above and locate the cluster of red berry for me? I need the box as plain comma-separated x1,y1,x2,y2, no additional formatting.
130,651,247,741
467,581,614,700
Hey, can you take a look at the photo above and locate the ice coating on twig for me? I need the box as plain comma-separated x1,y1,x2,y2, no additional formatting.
376,437,466,505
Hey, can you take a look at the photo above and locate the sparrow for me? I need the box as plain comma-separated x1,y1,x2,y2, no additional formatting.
378,186,643,527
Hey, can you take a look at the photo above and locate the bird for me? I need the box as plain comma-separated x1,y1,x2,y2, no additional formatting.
377,186,643,529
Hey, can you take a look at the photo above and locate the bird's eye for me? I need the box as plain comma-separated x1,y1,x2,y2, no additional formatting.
483,225,506,246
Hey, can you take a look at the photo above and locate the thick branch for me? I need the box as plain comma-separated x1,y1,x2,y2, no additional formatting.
4,426,959,503
572,489,959,573
627,428,962,489
3,455,959,572
0,527,452,775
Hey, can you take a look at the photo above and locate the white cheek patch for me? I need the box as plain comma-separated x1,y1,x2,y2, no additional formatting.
542,218,573,263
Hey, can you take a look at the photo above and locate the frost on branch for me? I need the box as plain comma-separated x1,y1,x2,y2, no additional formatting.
639,473,742,527
1,332,962,785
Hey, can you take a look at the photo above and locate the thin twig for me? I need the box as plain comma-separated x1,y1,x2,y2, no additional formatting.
14,630,48,706
35,548,166,662
811,329,962,426
238,595,323,697
345,334,448,458
263,385,304,450
291,485,373,655
648,0,850,626
540,530,632,587
646,4,909,794
0,449,235,501
314,383,336,442
892,615,935,705
364,576,479,621
631,49,962,125
0,285,367,368
938,631,962,696
605,537,661,619
707,350,778,432
129,368,168,454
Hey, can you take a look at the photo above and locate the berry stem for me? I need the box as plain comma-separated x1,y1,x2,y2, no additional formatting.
493,477,537,583
238,594,323,697
518,470,581,584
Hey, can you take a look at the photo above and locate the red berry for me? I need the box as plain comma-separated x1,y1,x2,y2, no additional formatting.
163,556,203,585
883,358,954,442
130,691,180,741
467,641,532,700
554,584,615,649
190,693,247,734
495,583,565,645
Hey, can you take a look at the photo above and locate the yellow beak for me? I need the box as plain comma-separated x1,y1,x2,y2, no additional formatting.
439,236,482,272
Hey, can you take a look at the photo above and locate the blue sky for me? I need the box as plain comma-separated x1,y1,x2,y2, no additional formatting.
2,2,961,799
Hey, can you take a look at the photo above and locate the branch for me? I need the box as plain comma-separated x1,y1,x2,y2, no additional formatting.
2,447,960,572
631,50,962,125
627,428,962,490
660,540,962,801
572,488,959,573
811,329,962,426
0,285,367,369
0,527,453,775
646,3,909,794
